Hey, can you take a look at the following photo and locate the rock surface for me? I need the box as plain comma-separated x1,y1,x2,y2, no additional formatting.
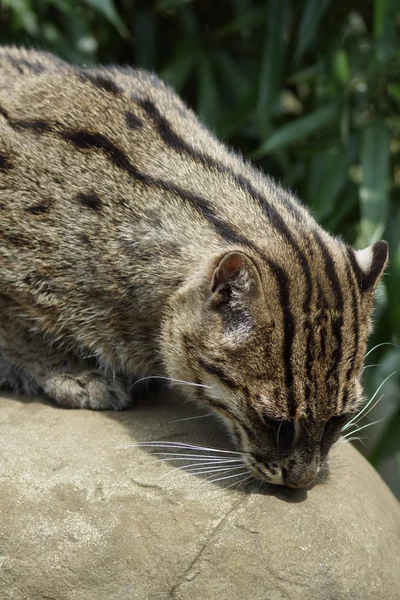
1,388,399,600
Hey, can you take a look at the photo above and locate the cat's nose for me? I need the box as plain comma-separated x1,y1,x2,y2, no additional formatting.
285,480,304,489
282,468,316,489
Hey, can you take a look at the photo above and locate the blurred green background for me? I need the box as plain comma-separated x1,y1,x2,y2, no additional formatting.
1,0,399,495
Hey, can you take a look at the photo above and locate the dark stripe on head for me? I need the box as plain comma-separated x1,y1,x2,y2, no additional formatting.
0,151,13,172
80,71,121,95
313,233,344,409
198,358,237,390
266,262,296,416
316,283,327,359
125,111,143,130
76,192,102,212
342,260,360,408
346,247,363,289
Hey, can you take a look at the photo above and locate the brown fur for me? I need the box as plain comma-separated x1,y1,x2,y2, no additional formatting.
0,47,388,487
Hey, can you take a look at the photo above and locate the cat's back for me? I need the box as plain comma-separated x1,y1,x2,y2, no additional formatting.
0,46,320,298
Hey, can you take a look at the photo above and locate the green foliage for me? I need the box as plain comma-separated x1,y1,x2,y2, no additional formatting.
1,0,399,491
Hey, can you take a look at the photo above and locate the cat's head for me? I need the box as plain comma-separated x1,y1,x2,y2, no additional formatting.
162,239,388,488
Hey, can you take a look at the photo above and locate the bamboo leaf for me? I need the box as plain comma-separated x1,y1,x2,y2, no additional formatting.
257,0,288,136
197,54,218,130
358,120,391,246
134,9,157,70
84,0,129,38
214,52,251,99
155,0,195,13
214,6,266,39
374,0,398,64
218,88,257,140
254,104,338,157
293,0,332,66
311,138,358,222
161,43,194,90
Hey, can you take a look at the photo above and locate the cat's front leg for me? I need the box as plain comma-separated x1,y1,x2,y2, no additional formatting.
42,369,131,410
0,321,131,410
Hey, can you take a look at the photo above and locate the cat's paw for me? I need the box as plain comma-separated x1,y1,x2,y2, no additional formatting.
44,371,131,410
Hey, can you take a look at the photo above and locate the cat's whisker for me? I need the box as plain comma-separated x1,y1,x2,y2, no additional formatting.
155,459,243,477
276,420,283,446
146,453,243,462
128,376,212,392
364,342,399,358
129,441,243,455
158,462,245,482
344,394,384,432
337,435,365,445
229,473,254,490
342,417,384,438
342,371,397,431
168,413,213,423
205,470,250,485
165,464,247,483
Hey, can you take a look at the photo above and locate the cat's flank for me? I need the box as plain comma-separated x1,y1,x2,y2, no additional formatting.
0,46,388,488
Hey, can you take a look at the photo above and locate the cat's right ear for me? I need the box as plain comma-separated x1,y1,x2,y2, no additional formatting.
209,252,269,324
350,240,389,293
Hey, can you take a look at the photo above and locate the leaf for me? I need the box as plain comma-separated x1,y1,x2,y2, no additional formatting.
374,0,398,64
161,43,194,90
293,0,332,66
155,0,195,13
257,0,288,136
311,138,358,222
254,104,338,157
332,49,350,88
213,5,266,39
217,88,257,140
134,9,157,70
197,54,218,130
83,0,129,38
214,52,251,100
358,120,391,246
369,406,400,465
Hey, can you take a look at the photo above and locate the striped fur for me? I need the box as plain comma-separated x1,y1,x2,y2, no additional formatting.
0,47,388,487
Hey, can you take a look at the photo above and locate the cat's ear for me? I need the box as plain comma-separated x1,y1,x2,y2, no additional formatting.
351,240,389,293
210,251,265,313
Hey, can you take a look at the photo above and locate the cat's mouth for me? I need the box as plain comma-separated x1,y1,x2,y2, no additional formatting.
246,457,318,488
245,458,285,486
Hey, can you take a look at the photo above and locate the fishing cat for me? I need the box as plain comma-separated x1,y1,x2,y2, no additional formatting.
0,46,388,488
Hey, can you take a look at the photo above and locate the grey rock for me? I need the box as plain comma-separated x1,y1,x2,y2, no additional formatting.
0,389,399,600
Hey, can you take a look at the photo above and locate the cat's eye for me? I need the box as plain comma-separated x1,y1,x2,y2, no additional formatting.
263,414,281,429
262,414,294,446
325,415,348,430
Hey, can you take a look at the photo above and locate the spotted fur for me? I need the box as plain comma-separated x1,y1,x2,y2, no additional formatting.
0,47,388,487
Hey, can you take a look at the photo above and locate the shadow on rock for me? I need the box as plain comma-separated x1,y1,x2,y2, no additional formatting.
105,384,317,503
